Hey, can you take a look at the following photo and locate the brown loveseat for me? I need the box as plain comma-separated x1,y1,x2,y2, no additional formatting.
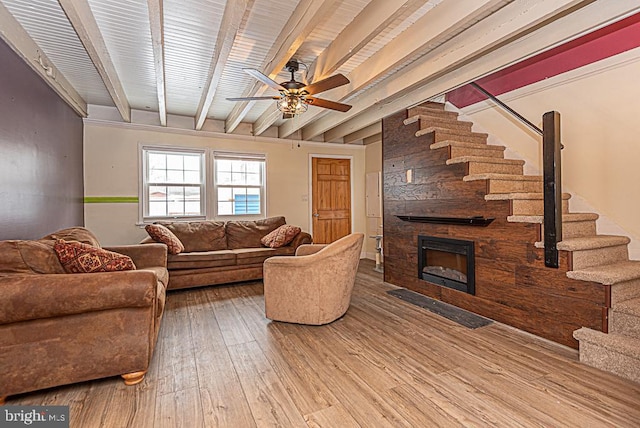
0,227,168,403
144,216,312,290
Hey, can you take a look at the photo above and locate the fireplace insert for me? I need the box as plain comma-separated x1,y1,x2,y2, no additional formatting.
417,235,475,295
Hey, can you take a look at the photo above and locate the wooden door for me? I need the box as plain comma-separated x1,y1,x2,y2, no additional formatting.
312,157,351,244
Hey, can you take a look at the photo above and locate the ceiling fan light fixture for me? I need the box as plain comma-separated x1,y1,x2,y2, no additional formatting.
277,93,308,117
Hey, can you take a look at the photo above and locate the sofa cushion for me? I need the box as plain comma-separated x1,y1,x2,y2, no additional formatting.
54,240,136,273
232,246,295,265
157,221,226,252
167,250,236,270
145,224,184,255
0,240,65,274
40,227,101,248
261,225,301,248
226,216,286,249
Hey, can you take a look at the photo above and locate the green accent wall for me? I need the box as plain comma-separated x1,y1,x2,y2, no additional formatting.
84,196,139,203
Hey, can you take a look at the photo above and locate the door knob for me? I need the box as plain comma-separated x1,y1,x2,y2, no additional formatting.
313,213,319,218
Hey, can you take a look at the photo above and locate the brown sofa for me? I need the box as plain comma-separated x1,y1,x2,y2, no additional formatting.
144,216,312,290
0,227,168,403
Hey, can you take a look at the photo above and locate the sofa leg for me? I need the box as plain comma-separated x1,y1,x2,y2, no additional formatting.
121,371,147,386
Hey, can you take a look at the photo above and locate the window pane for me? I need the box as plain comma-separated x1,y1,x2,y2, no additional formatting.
184,170,200,183
218,201,233,215
167,169,184,183
149,168,166,182
213,155,264,217
183,155,200,171
149,201,166,217
148,153,166,169
166,154,183,170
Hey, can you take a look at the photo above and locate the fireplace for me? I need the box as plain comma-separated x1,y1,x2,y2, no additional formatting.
417,236,475,295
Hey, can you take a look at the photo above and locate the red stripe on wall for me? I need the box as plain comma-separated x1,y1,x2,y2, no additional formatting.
447,12,640,109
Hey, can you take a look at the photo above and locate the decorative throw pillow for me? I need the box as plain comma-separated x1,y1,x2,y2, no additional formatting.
54,239,136,273
261,225,301,248
145,224,184,255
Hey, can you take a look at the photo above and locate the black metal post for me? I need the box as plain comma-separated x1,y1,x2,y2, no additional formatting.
543,111,562,268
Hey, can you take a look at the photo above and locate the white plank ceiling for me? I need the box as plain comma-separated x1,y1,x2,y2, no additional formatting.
1,0,638,143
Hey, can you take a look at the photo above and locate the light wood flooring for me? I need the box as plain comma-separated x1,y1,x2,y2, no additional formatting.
10,259,640,427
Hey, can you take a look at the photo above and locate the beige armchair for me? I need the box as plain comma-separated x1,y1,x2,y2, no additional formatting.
263,233,364,325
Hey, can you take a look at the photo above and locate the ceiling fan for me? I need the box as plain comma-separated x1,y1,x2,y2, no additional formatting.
226,59,352,119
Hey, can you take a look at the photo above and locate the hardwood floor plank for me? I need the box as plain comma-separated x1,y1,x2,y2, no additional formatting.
227,340,308,427
7,260,639,427
186,290,256,428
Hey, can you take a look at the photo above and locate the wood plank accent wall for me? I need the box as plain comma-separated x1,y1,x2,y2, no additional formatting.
382,109,606,348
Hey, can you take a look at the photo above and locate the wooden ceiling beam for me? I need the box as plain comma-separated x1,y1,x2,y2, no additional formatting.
194,0,252,131
279,0,505,139
58,0,131,122
304,0,639,142
146,0,166,126
363,133,382,145
224,0,340,134
252,0,423,136
0,2,87,116
343,122,381,144
300,0,596,141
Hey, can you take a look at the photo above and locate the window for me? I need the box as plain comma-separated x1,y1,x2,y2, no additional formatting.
214,152,265,217
142,147,205,220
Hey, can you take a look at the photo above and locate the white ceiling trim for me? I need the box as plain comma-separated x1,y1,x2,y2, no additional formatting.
146,0,166,126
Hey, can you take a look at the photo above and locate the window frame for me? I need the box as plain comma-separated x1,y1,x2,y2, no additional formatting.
140,145,207,223
212,151,267,220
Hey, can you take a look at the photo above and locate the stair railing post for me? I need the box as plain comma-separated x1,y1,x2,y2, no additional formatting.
543,111,562,268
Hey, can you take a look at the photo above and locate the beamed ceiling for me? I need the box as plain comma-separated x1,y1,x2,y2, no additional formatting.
1,0,638,144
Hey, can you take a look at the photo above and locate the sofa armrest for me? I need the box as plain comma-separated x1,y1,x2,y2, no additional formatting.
295,244,327,256
0,271,157,324
104,243,167,269
288,231,313,249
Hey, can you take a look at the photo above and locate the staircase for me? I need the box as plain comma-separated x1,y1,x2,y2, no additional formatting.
404,101,640,383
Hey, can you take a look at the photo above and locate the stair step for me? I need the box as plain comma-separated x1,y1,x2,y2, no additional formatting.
413,116,473,133
557,235,630,251
508,212,599,239
432,141,506,159
407,102,446,113
611,297,640,339
573,327,640,384
404,112,462,126
536,235,630,270
417,127,488,143
567,261,640,285
448,156,524,175
611,278,640,305
486,192,571,216
465,174,543,194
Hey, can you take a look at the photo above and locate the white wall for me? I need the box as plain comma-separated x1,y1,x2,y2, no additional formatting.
83,121,366,246
364,141,383,259
458,47,640,259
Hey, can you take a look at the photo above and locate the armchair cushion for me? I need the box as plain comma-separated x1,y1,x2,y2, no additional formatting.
54,240,136,273
145,224,184,254
156,221,226,252
0,240,65,274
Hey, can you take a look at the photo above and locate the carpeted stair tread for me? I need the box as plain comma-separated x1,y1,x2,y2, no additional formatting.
507,212,599,224
447,156,525,166
464,173,542,182
404,112,461,126
557,235,630,251
485,192,570,201
612,297,640,316
567,261,640,285
431,140,504,151
416,127,487,138
573,327,640,360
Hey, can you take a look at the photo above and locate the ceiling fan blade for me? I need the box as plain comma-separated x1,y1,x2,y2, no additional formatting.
306,96,352,112
226,96,280,101
303,74,350,95
243,68,284,91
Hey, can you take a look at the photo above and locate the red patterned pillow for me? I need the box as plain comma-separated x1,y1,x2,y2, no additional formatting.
54,240,136,273
145,224,184,255
261,225,301,248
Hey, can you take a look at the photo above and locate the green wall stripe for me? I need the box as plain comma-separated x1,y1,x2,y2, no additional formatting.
84,196,139,203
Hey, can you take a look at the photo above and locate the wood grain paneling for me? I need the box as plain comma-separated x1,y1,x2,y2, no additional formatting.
0,38,84,240
382,108,606,348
